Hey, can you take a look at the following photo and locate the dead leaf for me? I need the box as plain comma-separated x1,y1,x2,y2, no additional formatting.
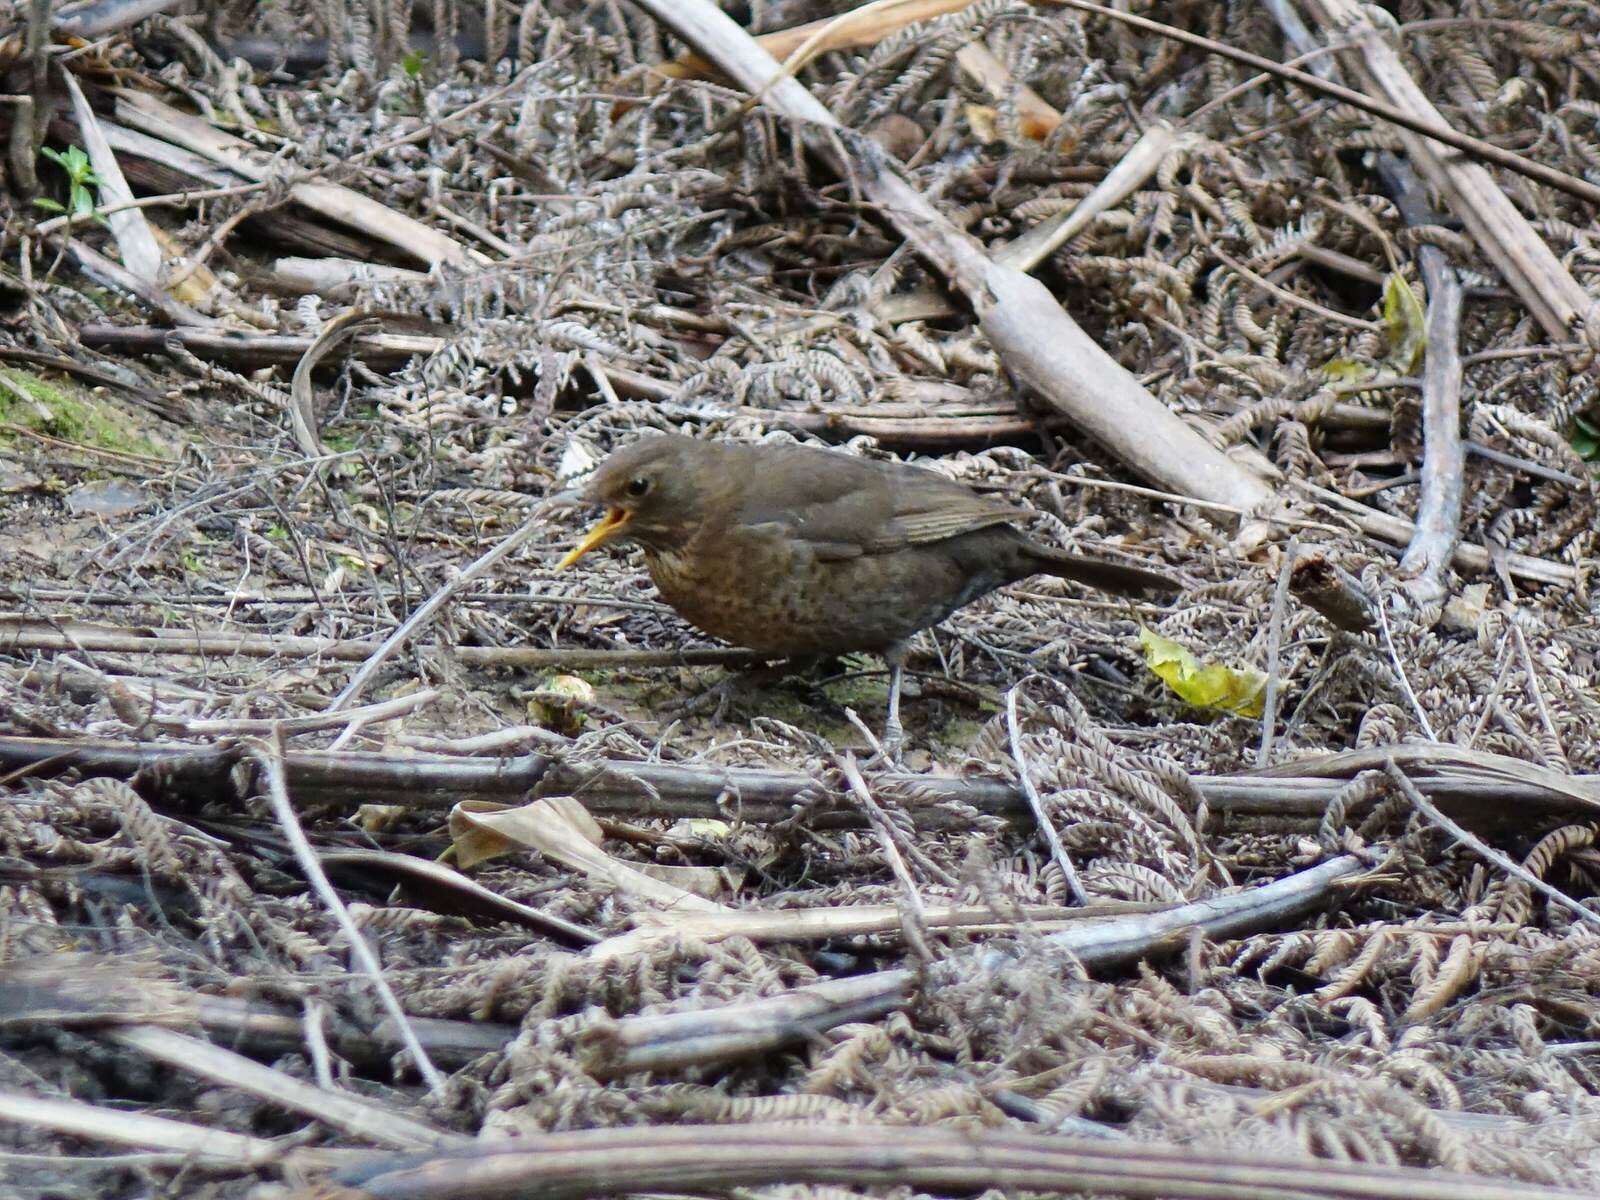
449,798,727,912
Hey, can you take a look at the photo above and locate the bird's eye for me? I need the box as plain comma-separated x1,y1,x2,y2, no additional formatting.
625,476,651,498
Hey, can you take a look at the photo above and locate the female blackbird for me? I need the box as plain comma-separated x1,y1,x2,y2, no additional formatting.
558,435,1176,746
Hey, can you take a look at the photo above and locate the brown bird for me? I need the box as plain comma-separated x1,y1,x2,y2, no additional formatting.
558,435,1177,748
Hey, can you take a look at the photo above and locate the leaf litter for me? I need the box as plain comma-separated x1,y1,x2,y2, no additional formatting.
2,1,1600,1196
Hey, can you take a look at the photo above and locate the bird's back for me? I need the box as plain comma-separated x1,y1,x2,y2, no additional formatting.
634,438,1172,656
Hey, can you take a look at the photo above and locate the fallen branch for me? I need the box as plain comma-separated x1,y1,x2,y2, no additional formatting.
270,255,429,298
50,236,215,328
582,855,1365,1074
151,689,438,737
633,0,1273,514
77,322,445,370
333,1114,1574,1200
1289,552,1377,633
1293,480,1577,589
111,90,481,271
1377,157,1465,608
0,618,760,671
1300,0,1594,341
52,0,185,38
2,737,1597,831
0,955,519,1069
108,1025,465,1149
588,899,1165,960
0,1089,280,1169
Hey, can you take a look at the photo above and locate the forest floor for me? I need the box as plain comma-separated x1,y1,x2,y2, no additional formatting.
4,2,1600,1197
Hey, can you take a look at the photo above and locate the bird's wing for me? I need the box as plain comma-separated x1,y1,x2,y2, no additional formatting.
868,483,1024,551
730,447,1023,558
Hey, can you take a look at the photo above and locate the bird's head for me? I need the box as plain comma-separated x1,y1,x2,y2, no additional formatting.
556,435,711,568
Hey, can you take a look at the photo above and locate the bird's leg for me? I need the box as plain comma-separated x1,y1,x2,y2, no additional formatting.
880,646,907,760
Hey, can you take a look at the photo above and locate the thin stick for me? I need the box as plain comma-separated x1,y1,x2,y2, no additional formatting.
1465,441,1582,489
1205,239,1382,332
838,752,934,963
1257,538,1299,766
1047,0,1600,208
1375,601,1437,742
0,621,760,672
1511,623,1566,770
32,182,268,238
0,1090,275,1168
1386,762,1600,930
250,737,446,1093
1376,156,1464,608
1005,686,1087,904
326,496,577,712
154,689,438,736
1049,473,1346,534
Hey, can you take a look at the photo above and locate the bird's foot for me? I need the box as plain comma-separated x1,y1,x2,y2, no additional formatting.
876,714,906,766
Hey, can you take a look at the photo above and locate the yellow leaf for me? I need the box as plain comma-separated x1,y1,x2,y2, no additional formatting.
1319,357,1374,385
667,818,733,839
353,804,407,833
527,673,594,734
1138,627,1266,718
1382,272,1426,374
964,104,1000,144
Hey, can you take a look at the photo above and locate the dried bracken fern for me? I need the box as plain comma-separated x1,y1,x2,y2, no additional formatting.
2,0,1600,1194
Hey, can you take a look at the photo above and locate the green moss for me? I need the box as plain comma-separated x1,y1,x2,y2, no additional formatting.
930,714,989,750
0,369,164,458
568,660,997,752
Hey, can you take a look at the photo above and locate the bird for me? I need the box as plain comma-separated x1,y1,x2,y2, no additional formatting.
557,435,1177,749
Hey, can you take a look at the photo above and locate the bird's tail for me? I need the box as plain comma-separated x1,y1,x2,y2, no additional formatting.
1024,543,1180,597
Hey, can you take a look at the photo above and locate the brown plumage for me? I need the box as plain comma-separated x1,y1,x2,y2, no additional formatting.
558,435,1177,744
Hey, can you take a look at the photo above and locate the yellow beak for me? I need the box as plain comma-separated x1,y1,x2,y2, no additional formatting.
556,507,630,570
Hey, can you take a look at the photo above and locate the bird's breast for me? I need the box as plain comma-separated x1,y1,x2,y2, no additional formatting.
643,534,820,655
640,527,998,658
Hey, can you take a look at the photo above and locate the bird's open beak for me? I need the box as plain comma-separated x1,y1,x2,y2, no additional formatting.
556,507,630,570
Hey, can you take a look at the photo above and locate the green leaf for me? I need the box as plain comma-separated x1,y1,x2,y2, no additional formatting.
31,197,65,213
1138,627,1266,719
1382,272,1426,374
402,48,426,77
43,144,90,180
64,146,92,181
1571,415,1600,462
